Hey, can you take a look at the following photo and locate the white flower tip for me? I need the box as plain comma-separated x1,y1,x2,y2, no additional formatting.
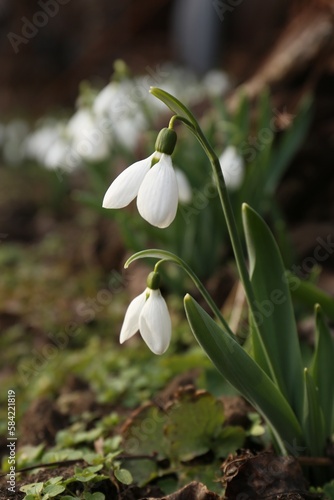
150,343,169,355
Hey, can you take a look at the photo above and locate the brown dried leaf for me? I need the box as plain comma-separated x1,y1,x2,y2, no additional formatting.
221,451,322,499
143,481,221,500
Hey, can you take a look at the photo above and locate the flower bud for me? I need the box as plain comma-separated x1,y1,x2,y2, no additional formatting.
147,271,161,290
155,128,177,155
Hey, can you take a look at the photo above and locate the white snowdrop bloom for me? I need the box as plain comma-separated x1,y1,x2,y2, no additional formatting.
103,127,180,228
113,115,145,150
202,70,230,97
67,108,111,162
93,80,147,150
120,278,172,355
93,82,120,117
24,124,63,164
219,145,245,190
103,152,154,209
174,168,192,204
136,154,179,228
44,137,70,171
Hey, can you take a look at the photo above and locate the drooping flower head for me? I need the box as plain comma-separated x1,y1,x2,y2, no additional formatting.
219,145,245,191
119,271,171,355
102,127,183,228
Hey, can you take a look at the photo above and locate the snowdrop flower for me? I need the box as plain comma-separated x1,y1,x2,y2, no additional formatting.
175,168,192,204
93,80,147,150
103,127,180,228
67,108,111,162
120,272,171,355
202,70,230,98
219,145,245,191
24,122,67,166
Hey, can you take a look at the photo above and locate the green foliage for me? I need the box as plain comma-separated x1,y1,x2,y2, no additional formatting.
242,203,304,418
145,89,333,483
121,389,245,491
20,477,66,499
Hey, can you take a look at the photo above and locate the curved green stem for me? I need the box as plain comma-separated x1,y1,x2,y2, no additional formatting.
150,87,255,312
125,249,234,337
171,115,258,319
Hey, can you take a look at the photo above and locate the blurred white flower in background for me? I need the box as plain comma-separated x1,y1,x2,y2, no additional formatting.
3,63,231,173
66,108,111,163
202,69,230,98
93,80,147,150
219,145,245,190
174,167,192,204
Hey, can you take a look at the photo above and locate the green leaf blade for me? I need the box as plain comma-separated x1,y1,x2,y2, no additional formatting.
310,304,334,437
242,203,304,420
303,368,326,457
264,96,313,195
184,294,303,452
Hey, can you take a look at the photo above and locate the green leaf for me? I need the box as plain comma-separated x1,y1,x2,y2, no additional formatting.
43,483,66,497
165,391,226,461
149,87,198,131
234,91,250,141
302,368,326,457
264,96,313,195
310,304,334,437
323,480,334,499
20,482,44,494
114,468,133,485
121,403,167,460
73,464,103,482
184,294,303,453
290,277,334,321
242,203,304,419
213,426,246,458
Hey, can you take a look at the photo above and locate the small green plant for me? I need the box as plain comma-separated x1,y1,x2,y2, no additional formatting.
104,87,334,486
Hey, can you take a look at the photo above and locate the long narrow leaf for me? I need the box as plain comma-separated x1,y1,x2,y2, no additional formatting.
242,204,304,420
264,96,313,195
184,294,303,452
303,368,326,457
310,304,334,437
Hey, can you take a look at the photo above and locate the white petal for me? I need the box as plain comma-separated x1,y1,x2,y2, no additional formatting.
67,109,95,141
139,290,171,355
219,146,245,190
137,154,179,228
102,154,154,208
119,289,148,344
174,168,192,204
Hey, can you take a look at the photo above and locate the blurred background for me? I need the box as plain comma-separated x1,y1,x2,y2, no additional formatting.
1,0,291,115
